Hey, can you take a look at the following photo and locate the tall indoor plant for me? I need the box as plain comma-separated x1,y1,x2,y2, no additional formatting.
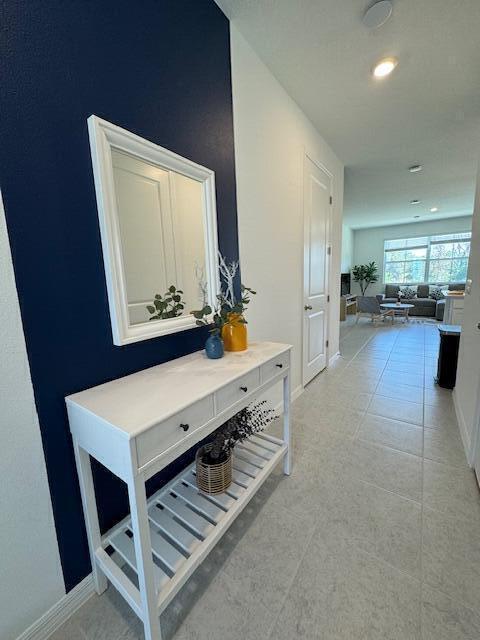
352,262,379,295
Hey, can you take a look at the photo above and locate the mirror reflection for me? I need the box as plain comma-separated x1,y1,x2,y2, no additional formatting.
111,149,207,326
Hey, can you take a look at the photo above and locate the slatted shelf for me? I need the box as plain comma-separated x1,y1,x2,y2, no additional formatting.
250,433,279,452
234,444,267,468
109,528,170,590
158,493,213,539
101,435,287,612
149,523,186,573
147,505,200,555
232,457,258,479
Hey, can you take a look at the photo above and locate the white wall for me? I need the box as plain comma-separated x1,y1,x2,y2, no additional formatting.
341,224,353,273
455,165,480,460
230,25,344,397
0,193,65,640
352,216,473,296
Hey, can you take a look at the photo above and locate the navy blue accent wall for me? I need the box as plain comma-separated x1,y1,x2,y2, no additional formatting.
0,0,238,591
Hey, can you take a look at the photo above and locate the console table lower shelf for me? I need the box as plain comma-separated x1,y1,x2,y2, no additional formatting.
97,433,287,618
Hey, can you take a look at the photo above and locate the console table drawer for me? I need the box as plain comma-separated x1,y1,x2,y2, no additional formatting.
136,395,215,467
215,368,260,413
261,352,290,383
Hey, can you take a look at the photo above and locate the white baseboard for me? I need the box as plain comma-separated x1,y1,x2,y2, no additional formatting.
328,351,341,366
291,384,304,403
16,574,95,640
453,389,473,466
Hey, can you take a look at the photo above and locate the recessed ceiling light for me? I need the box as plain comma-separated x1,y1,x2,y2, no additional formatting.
363,1,393,29
410,199,421,205
430,206,439,212
409,165,423,173
373,57,398,78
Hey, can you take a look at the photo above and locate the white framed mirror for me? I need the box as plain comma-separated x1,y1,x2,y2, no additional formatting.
88,115,219,345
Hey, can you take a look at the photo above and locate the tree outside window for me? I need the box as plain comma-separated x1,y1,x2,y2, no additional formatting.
383,232,471,284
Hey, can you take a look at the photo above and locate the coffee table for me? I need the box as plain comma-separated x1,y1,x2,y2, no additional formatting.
380,302,415,323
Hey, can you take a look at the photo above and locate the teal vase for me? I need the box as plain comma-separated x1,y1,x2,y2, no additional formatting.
205,334,224,359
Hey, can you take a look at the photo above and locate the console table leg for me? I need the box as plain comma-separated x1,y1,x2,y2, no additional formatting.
283,373,291,475
128,475,162,640
73,440,108,595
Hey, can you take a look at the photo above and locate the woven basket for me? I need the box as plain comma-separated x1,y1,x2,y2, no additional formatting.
195,445,232,494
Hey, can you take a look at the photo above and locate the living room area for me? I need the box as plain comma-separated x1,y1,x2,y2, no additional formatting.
340,215,473,327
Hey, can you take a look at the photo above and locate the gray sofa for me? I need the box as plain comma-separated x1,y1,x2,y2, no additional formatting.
378,283,465,320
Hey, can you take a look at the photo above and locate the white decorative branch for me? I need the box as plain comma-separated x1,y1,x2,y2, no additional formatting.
194,262,208,306
218,252,239,307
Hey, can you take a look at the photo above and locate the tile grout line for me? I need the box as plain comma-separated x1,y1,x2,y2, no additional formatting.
353,326,424,452
344,325,392,439
355,434,423,460
344,536,422,585
344,322,473,635
419,323,427,635
388,323,425,631
264,521,318,640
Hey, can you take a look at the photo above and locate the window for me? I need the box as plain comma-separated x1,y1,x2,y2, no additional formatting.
383,232,471,284
384,237,428,284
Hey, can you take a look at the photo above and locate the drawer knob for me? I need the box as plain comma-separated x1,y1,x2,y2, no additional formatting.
240,386,248,392
276,363,283,368
180,423,190,432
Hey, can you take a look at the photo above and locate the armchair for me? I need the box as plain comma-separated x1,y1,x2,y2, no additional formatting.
356,296,394,323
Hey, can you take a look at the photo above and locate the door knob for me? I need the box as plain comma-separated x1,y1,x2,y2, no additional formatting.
304,305,313,310
240,386,248,392
180,423,190,432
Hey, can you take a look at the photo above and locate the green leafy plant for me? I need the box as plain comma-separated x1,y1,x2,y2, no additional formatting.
191,301,227,335
352,262,379,295
146,285,185,321
191,253,257,332
201,401,276,464
191,285,257,334
227,285,257,323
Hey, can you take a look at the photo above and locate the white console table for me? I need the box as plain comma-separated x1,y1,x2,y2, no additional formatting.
66,341,292,640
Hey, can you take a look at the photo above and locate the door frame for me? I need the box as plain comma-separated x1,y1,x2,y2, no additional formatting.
465,373,480,470
302,150,333,387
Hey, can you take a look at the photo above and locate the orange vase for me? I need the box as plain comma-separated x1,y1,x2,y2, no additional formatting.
222,313,247,351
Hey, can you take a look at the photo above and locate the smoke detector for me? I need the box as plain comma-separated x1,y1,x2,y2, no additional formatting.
363,1,393,29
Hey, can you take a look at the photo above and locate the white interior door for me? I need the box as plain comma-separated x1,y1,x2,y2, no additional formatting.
303,155,331,386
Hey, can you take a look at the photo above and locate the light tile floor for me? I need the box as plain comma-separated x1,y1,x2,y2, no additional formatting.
52,318,480,640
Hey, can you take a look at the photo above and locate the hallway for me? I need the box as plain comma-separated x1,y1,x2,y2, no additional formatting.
274,318,480,638
51,320,480,640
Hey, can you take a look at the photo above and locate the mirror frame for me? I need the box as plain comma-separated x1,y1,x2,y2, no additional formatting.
87,115,219,345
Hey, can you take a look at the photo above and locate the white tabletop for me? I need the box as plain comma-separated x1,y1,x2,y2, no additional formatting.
380,303,415,309
66,342,290,437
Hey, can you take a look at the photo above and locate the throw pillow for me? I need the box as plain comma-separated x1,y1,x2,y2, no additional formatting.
399,286,417,300
429,286,445,301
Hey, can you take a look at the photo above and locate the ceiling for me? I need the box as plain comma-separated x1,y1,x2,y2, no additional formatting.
216,0,480,229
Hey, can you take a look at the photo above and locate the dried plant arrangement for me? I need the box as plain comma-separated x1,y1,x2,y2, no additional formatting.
196,400,277,493
202,401,276,465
